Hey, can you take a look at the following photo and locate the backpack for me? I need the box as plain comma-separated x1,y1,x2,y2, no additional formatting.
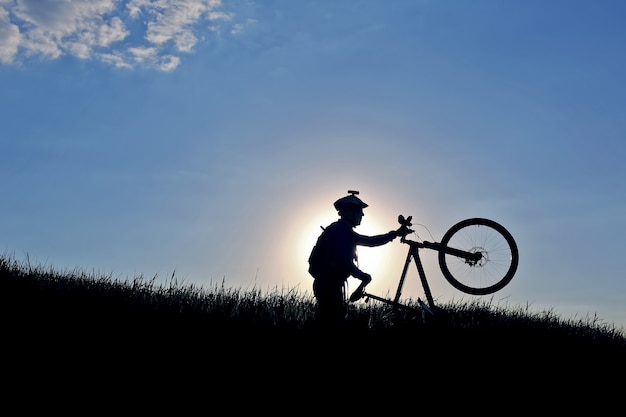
308,226,330,279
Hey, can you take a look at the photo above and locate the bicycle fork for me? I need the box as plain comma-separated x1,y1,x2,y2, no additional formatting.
393,244,435,313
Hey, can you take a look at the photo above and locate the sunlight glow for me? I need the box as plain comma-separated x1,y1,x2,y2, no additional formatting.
352,217,393,280
294,197,404,293
281,184,454,303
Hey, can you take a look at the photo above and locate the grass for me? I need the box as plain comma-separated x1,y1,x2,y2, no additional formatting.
3,252,624,342
2,251,625,406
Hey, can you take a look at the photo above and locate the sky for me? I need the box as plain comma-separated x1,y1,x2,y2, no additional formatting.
1,0,625,331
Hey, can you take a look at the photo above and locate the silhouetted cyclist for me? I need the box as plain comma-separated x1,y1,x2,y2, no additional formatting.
308,190,409,328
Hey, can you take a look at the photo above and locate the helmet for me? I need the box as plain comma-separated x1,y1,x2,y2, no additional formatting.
333,190,368,212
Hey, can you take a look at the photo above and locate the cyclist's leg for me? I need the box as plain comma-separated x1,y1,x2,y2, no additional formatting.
313,279,347,326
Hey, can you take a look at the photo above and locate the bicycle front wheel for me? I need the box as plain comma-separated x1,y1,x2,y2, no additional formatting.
438,218,518,295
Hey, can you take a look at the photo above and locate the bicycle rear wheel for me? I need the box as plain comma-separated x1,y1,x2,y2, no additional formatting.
438,218,518,295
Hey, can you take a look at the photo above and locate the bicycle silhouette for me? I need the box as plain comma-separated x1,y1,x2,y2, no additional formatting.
349,215,519,316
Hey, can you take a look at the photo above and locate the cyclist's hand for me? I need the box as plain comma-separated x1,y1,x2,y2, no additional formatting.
396,225,413,237
349,285,366,302
350,276,370,302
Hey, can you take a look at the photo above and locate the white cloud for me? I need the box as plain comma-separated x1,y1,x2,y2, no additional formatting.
0,5,20,64
157,54,180,71
98,16,128,47
100,51,132,68
0,0,243,71
128,45,158,61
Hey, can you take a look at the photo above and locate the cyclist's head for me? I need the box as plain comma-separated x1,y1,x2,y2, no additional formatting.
334,190,367,226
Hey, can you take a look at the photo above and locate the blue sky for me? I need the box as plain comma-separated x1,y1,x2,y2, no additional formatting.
2,0,625,331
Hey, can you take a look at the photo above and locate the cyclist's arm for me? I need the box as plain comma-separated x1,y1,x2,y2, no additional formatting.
348,263,371,282
354,231,397,247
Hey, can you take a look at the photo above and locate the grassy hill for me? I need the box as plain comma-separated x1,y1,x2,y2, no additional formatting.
2,253,624,409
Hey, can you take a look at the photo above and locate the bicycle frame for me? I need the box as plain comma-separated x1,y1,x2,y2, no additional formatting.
351,214,518,315
362,234,482,315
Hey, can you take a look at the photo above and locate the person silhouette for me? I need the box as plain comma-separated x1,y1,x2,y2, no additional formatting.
308,190,409,327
